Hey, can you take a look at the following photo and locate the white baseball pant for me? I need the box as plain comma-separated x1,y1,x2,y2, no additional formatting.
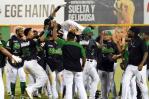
129,76,137,99
28,74,36,87
108,63,117,98
46,65,58,99
83,59,99,99
9,65,26,83
98,70,114,99
24,60,51,95
121,65,149,99
63,70,87,99
0,68,4,99
4,61,11,94
57,71,63,96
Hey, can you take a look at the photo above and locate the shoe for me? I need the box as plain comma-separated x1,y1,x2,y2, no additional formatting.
95,90,101,99
11,95,15,99
26,88,33,99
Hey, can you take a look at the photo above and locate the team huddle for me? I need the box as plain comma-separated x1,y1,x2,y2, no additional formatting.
0,5,149,99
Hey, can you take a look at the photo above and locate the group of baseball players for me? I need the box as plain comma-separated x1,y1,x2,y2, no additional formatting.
0,5,149,99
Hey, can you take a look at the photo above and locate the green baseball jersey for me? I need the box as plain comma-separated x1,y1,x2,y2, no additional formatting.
56,38,86,72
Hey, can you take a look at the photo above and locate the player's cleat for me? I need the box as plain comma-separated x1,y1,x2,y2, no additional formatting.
95,90,101,99
10,95,15,99
26,88,33,99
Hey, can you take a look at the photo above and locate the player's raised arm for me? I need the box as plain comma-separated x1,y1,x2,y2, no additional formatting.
52,21,58,40
50,5,64,18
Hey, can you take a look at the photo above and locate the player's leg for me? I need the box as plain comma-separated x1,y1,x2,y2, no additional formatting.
136,65,149,99
27,74,41,98
27,76,48,97
45,78,52,98
98,70,108,99
57,71,63,99
83,60,89,93
50,71,58,99
18,67,26,97
107,72,117,98
27,74,35,88
75,72,87,99
130,76,137,99
4,62,11,95
24,61,48,99
121,65,134,99
47,66,58,99
9,66,18,98
0,68,4,99
88,60,99,99
110,63,117,98
63,70,73,99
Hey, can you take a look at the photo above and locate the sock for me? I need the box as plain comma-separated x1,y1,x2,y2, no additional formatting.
20,82,26,95
11,83,16,96
38,87,42,94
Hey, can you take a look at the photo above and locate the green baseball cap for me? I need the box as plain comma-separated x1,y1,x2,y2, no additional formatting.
82,27,93,35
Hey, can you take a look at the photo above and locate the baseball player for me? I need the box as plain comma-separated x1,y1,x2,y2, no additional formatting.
0,37,22,99
4,33,17,96
6,27,27,99
97,32,120,99
121,27,149,99
102,30,120,98
44,25,64,99
21,28,51,99
79,27,99,99
53,22,87,99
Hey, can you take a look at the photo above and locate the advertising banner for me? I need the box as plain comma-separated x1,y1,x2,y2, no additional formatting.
64,0,144,24
0,0,65,25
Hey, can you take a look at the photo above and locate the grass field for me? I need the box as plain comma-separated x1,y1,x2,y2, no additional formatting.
3,65,149,99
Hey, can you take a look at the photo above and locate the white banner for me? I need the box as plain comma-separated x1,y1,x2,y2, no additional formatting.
0,0,65,25
144,0,149,24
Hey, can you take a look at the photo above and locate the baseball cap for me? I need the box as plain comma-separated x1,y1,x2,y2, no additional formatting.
82,27,93,35
129,26,140,34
